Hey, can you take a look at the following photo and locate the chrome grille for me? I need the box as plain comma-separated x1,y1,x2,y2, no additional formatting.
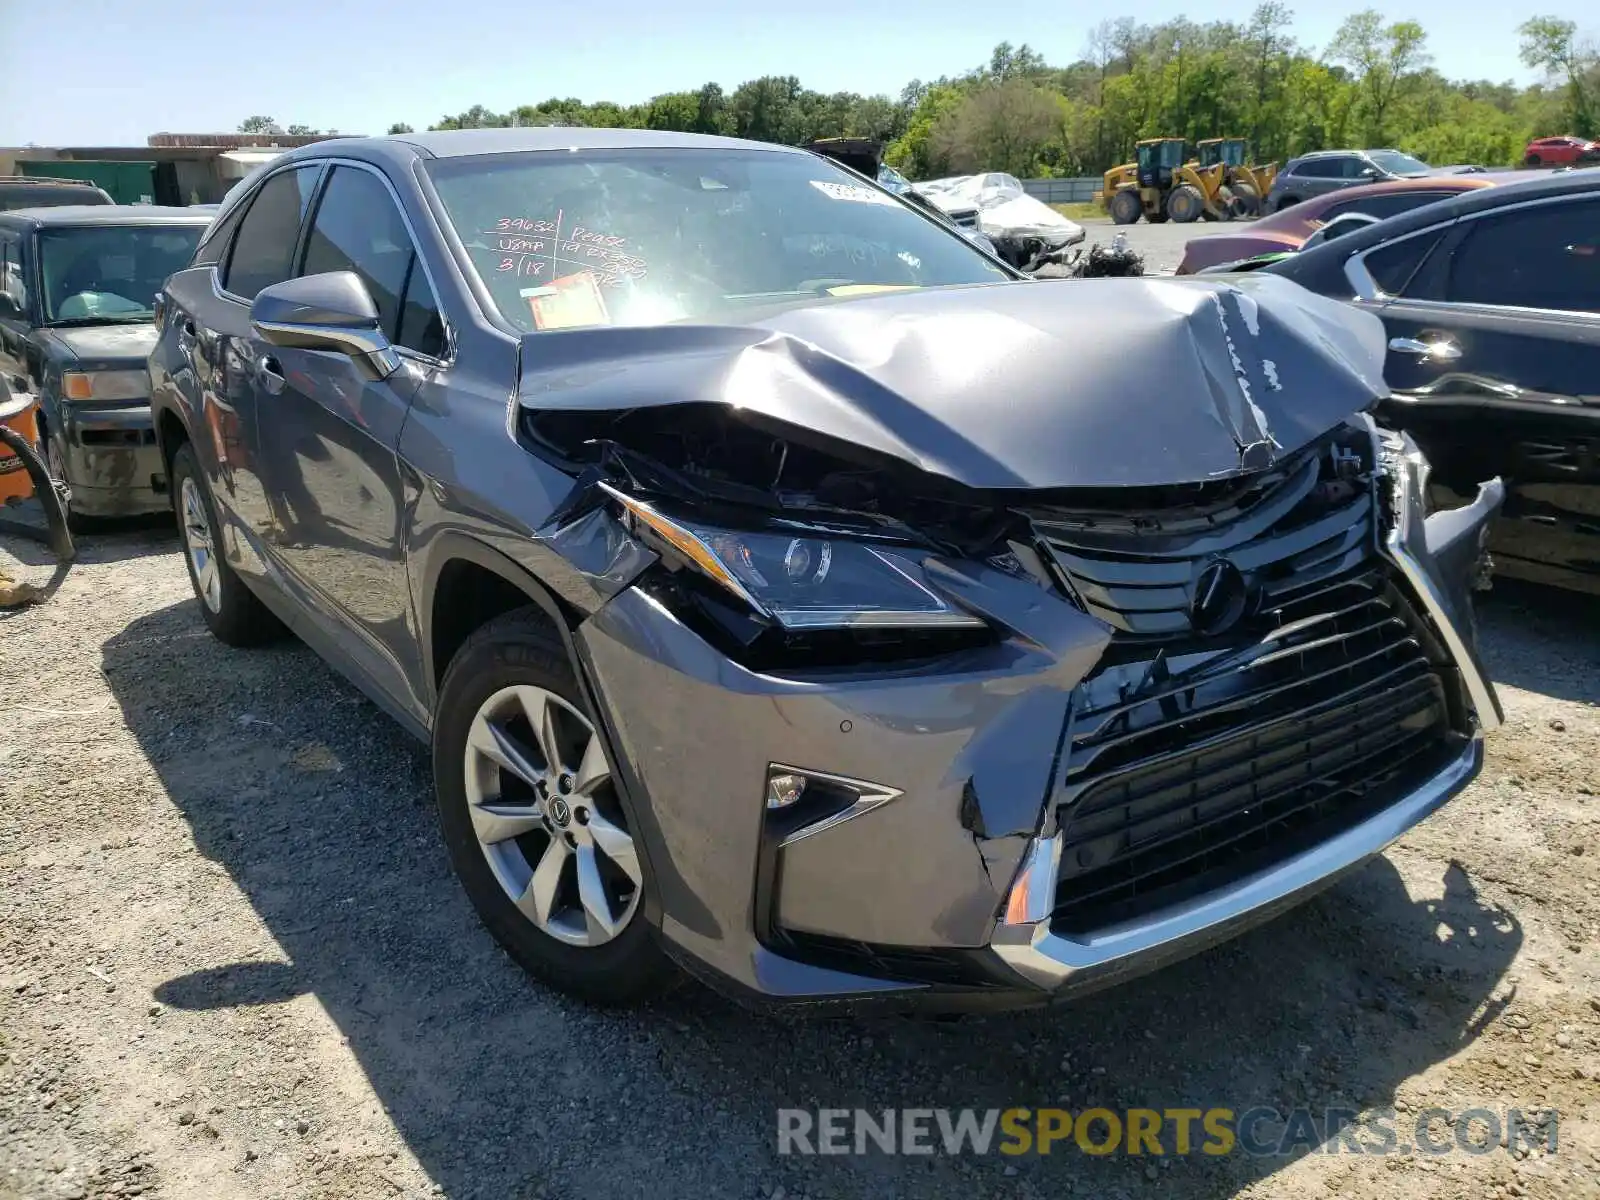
1033,434,1375,637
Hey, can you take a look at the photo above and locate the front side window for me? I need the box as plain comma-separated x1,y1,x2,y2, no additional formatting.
223,166,320,300
1367,150,1430,176
299,165,443,356
38,224,206,323
427,147,1009,334
1446,198,1600,314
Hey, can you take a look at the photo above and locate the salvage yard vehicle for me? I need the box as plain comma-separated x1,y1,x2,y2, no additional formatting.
1176,175,1504,275
1522,135,1600,168
1265,149,1434,212
0,206,210,524
150,128,1503,1011
1259,170,1600,597
916,172,1084,270
0,176,114,212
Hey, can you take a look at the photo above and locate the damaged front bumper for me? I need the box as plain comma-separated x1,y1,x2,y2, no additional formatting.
560,417,1504,1010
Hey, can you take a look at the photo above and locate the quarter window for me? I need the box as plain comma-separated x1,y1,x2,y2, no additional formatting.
1362,232,1445,296
1446,198,1600,314
299,166,444,357
223,166,320,300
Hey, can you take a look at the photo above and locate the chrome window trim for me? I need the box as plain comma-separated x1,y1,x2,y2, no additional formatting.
1347,189,1600,317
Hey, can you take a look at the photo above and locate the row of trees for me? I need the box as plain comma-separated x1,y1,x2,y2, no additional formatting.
252,10,1598,179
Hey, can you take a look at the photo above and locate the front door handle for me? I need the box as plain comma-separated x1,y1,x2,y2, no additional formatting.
1389,336,1462,362
255,355,287,395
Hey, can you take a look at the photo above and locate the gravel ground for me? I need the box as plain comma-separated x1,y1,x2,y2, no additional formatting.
3,503,1599,1200
1062,215,1237,277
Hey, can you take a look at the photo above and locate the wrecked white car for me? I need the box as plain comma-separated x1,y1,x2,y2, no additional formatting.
918,172,1087,272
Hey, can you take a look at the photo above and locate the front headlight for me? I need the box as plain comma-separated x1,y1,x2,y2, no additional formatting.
61,370,149,402
600,483,985,631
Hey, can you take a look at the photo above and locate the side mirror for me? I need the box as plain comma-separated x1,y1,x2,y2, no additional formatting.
1360,166,1381,179
0,293,22,321
250,271,399,381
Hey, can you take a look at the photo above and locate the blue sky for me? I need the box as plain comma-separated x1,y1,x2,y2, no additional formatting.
0,0,1583,146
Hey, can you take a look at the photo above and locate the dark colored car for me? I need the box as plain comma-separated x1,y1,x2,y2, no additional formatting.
0,206,210,522
1522,136,1600,168
148,129,1501,1011
1260,170,1600,596
1177,176,1502,275
0,176,115,212
1265,149,1433,212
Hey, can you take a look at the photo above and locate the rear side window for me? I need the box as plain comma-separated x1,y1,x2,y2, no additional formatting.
1446,198,1600,314
0,233,27,314
223,166,320,300
1295,159,1343,179
1324,191,1453,223
298,165,445,357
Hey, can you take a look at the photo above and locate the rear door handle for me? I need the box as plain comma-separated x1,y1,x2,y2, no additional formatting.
255,355,286,395
1389,336,1462,361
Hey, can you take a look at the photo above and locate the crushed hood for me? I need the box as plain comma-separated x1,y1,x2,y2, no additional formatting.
516,274,1391,490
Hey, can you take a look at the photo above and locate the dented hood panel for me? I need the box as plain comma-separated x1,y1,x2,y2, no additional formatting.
516,274,1391,490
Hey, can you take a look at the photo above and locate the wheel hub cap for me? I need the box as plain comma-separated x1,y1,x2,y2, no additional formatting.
462,684,641,947
180,476,222,614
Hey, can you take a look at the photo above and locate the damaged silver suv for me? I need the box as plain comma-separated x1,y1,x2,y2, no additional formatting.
148,129,1503,1010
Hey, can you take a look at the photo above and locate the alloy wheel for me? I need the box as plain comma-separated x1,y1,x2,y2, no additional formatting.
180,476,222,613
463,684,641,947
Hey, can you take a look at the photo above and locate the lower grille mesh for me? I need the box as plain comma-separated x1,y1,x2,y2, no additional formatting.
1050,568,1460,933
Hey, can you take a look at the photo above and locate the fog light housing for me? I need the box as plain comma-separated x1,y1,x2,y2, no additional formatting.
765,771,807,810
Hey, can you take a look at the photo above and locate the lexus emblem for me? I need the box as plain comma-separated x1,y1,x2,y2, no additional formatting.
549,797,572,827
1190,559,1249,635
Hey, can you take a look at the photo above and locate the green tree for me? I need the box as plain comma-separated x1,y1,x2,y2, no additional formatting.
387,122,414,135
237,115,281,134
1328,10,1432,144
931,80,1063,175
1518,16,1595,136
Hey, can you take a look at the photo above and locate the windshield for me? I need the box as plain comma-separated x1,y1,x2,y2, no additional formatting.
427,148,1009,333
40,224,205,322
1368,150,1430,175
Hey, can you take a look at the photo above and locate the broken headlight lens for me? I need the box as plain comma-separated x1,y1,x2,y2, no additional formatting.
602,485,985,631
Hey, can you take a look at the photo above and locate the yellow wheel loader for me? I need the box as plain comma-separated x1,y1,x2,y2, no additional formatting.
1094,138,1235,225
1195,138,1278,218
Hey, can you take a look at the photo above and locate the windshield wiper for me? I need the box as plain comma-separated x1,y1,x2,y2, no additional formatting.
45,315,152,328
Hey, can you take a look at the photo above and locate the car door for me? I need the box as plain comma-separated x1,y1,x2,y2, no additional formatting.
168,164,323,563
1371,192,1600,592
251,161,448,719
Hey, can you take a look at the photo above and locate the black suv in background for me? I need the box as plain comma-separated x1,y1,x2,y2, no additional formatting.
0,206,210,522
0,176,114,212
1261,170,1600,597
1266,150,1433,212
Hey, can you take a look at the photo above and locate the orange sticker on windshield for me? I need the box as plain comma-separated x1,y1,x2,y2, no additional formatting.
523,271,611,331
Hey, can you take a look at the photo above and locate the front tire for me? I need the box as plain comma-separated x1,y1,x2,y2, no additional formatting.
1524,153,1541,168
1108,189,1142,225
433,608,675,1006
1167,184,1204,223
170,441,282,646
